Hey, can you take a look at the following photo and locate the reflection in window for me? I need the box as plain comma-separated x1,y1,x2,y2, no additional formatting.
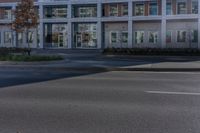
109,4,118,16
192,1,198,14
135,31,144,44
191,30,198,43
177,31,186,42
0,7,12,20
166,1,172,15
149,2,158,15
27,31,34,43
78,7,97,17
44,6,67,18
45,23,68,48
122,32,128,43
4,31,12,43
166,31,172,43
74,23,97,48
122,4,128,16
177,2,187,14
135,3,144,16
17,33,23,44
110,32,117,43
149,31,158,43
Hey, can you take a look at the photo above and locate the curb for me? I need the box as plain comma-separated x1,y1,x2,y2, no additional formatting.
1,65,200,72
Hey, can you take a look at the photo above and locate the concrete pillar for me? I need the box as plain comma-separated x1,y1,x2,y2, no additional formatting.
39,4,44,48
12,5,17,47
161,0,166,48
67,3,72,49
97,1,102,49
128,0,133,48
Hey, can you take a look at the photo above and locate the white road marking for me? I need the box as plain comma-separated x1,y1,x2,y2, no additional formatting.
146,91,200,96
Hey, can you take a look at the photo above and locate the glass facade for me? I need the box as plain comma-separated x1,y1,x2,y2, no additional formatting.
44,5,67,18
0,1,199,49
44,23,68,48
73,23,97,48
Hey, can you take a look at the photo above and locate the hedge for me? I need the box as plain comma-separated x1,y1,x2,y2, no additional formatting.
0,47,31,55
103,48,200,56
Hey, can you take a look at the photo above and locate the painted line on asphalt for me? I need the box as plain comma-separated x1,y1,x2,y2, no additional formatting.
146,91,200,96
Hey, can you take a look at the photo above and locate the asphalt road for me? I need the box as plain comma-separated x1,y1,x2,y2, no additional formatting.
0,69,200,133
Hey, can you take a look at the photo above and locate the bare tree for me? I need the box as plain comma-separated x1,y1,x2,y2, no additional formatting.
12,0,38,54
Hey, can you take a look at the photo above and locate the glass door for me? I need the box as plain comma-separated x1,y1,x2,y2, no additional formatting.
76,33,82,48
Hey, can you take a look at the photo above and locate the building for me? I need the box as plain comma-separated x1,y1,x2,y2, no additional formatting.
0,0,199,49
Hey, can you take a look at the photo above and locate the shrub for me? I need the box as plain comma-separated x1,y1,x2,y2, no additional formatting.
103,48,200,56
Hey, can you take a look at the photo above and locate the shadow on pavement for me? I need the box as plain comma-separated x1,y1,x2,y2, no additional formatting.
0,68,106,88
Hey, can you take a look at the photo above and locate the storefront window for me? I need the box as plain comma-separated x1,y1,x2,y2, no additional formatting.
44,23,68,48
135,3,144,16
149,2,158,15
149,31,158,43
177,30,186,42
135,31,144,44
74,23,97,48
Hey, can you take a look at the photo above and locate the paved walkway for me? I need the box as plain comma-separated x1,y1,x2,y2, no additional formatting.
1,49,200,71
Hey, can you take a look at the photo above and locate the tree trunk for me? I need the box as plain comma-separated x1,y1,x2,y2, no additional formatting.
26,29,31,56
